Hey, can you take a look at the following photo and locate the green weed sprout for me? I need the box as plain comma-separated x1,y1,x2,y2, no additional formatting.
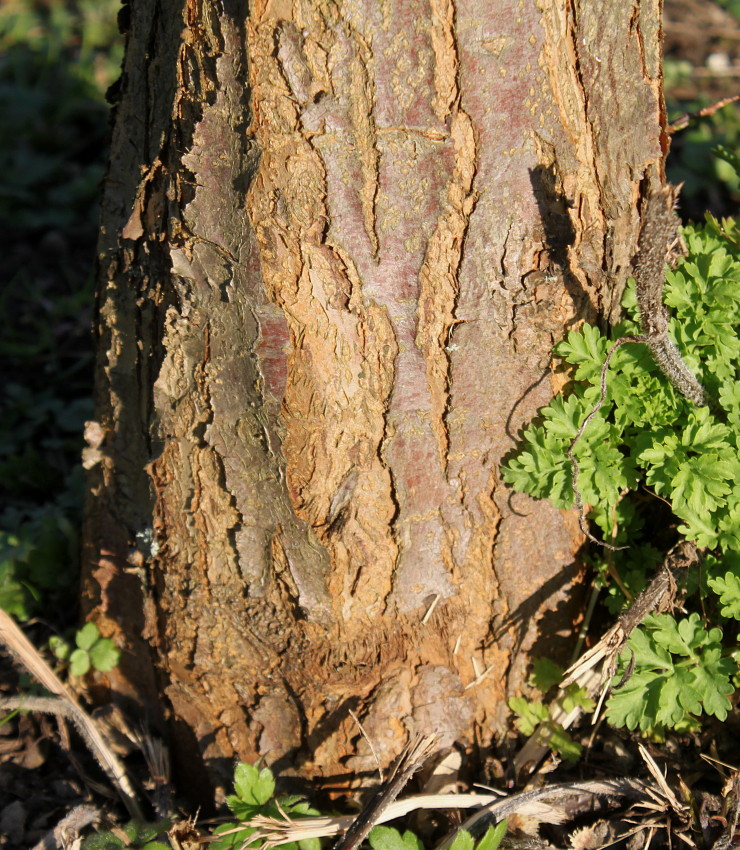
49,622,120,676
212,762,321,850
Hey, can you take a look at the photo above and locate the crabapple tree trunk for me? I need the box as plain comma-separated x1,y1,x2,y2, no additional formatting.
83,0,670,797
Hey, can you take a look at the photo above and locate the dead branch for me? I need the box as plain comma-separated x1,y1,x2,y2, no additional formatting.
0,609,143,820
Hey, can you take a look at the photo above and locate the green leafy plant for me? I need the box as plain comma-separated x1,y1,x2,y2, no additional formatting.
509,659,594,762
0,505,82,620
212,762,320,850
607,613,735,733
49,622,120,676
502,198,740,735
708,566,740,620
0,273,94,620
80,819,171,850
369,821,508,850
369,826,426,850
0,0,117,624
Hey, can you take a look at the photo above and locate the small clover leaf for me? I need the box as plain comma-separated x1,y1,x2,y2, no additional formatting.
508,697,548,737
529,658,564,692
448,831,475,850
76,621,100,651
49,635,71,661
69,648,91,677
89,637,121,672
560,684,594,715
545,724,582,762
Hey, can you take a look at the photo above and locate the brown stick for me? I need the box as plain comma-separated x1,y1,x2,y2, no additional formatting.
0,610,142,820
332,734,439,850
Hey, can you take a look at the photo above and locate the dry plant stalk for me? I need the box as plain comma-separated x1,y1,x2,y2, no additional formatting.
560,540,696,693
30,804,101,850
242,793,503,846
435,778,652,850
0,608,142,820
332,734,440,850
667,94,740,134
244,781,652,850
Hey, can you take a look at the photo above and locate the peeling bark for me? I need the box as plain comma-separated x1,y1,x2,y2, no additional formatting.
83,0,671,796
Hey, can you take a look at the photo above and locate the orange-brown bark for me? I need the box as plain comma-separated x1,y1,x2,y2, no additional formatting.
84,0,670,797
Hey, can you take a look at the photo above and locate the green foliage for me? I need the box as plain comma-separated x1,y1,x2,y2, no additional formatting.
0,506,81,620
369,826,426,850
593,542,662,615
475,823,509,850
212,762,320,850
80,819,170,850
49,622,120,676
502,201,740,735
707,569,740,620
665,94,740,219
606,614,735,733
0,262,94,622
448,824,508,850
509,661,594,762
369,822,507,850
502,218,740,548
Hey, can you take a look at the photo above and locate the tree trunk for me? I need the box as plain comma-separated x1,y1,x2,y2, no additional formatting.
83,0,670,797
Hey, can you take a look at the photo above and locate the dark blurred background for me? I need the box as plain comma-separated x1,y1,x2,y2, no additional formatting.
0,0,121,624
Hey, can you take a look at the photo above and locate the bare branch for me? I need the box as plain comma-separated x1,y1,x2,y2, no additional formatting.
0,609,142,820
332,734,439,850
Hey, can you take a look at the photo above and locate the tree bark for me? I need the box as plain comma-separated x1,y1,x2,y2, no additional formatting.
83,0,670,797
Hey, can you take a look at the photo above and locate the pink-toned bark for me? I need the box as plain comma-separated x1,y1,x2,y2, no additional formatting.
84,0,669,794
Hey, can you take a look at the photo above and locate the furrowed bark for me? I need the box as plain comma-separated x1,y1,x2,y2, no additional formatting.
84,0,671,796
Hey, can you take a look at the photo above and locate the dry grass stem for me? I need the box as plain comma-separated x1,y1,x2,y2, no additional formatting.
0,608,142,820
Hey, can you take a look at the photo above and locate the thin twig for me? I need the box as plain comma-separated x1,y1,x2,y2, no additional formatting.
560,541,695,692
637,744,684,815
332,734,439,850
464,661,497,691
0,609,142,820
667,95,740,133
349,709,384,783
435,779,652,850
30,804,101,850
242,779,650,850
227,793,503,846
514,542,697,776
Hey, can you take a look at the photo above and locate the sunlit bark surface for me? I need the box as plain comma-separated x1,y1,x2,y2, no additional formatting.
84,0,669,794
